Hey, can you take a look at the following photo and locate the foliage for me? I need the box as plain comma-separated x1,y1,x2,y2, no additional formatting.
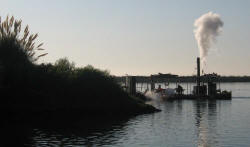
0,15,157,117
53,57,75,77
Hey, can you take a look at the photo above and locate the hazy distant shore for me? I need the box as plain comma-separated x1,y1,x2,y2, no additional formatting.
116,75,250,83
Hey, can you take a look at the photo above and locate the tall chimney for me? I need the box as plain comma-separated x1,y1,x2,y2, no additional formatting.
197,57,200,95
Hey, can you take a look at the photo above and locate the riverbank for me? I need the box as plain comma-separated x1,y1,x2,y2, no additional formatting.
1,86,160,123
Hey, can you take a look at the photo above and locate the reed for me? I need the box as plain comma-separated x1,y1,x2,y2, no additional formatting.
0,15,47,62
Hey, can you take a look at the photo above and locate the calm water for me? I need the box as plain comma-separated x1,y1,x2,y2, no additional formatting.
13,83,250,146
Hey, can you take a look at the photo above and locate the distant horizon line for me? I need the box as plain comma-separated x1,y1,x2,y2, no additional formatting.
113,73,250,77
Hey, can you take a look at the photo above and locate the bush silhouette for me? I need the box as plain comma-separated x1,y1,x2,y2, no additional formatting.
0,15,157,118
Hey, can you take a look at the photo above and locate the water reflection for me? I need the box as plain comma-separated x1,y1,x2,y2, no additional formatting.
193,100,232,147
194,100,212,147
4,97,246,147
24,116,135,147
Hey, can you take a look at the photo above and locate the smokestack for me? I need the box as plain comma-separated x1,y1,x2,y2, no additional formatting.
197,57,200,94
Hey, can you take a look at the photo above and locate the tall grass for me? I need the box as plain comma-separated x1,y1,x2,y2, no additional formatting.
0,15,47,62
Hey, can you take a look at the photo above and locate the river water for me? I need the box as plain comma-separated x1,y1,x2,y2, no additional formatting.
11,83,250,146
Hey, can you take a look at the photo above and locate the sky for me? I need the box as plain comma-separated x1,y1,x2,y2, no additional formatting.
0,0,250,76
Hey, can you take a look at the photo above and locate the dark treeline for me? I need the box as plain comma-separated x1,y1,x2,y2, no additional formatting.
0,16,158,121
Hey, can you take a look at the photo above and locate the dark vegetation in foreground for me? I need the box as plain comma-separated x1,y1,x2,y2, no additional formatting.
0,16,158,122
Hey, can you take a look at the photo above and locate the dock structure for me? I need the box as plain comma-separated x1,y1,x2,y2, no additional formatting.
166,57,232,100
121,57,232,100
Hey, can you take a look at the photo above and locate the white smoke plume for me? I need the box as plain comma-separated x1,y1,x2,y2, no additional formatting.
194,12,224,66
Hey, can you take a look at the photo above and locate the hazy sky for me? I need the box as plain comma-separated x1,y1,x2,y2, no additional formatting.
1,0,250,76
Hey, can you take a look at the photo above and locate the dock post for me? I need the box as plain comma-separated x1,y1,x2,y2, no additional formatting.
150,75,155,90
126,76,136,95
